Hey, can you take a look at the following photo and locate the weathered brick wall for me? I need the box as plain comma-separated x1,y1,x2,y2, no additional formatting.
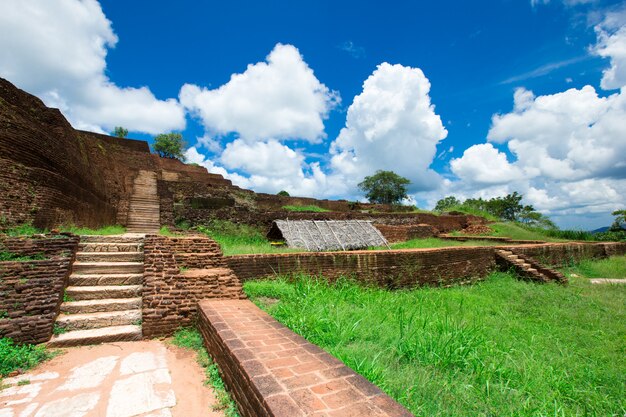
142,235,245,338
226,242,626,288
0,234,79,344
374,224,438,242
199,300,413,417
227,247,497,289
510,242,626,266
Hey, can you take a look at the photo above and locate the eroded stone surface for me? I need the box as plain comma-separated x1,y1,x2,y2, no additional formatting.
0,341,223,417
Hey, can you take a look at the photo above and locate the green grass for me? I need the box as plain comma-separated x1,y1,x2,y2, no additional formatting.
0,223,44,236
0,338,54,377
0,251,46,262
159,226,184,236
196,220,299,256
244,258,626,416
282,205,330,212
384,237,504,250
171,328,240,417
562,255,626,278
58,225,126,235
487,222,565,242
445,205,500,222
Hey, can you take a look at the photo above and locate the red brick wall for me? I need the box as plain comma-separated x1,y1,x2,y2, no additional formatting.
0,234,79,344
142,235,245,338
226,242,626,288
198,300,413,417
227,247,498,289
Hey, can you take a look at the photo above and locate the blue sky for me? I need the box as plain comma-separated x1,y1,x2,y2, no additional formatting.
1,0,625,229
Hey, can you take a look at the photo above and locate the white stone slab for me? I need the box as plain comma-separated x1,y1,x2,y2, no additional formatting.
106,369,175,417
57,356,118,391
18,403,38,417
3,372,59,386
34,392,99,417
119,350,166,376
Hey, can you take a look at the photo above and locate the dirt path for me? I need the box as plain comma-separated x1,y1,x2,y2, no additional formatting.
0,340,225,417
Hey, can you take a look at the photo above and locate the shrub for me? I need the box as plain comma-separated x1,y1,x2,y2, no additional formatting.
0,338,53,376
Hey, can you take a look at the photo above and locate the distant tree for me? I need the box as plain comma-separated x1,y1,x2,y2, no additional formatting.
610,209,626,231
153,132,186,161
277,190,290,197
518,206,556,229
435,196,461,212
358,170,410,205
112,126,128,138
484,192,524,221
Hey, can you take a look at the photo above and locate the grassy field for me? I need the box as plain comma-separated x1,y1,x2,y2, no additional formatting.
0,223,126,236
244,256,626,416
385,237,504,250
486,222,566,242
196,221,299,256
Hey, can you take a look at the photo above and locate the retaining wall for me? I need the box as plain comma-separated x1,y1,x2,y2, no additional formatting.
226,242,626,288
0,234,79,344
142,235,245,338
199,299,412,417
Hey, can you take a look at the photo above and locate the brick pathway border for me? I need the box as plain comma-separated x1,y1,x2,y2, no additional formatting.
199,299,413,417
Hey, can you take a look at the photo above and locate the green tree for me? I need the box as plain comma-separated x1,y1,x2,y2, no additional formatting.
435,196,461,212
153,132,186,160
277,190,290,197
358,170,410,205
610,209,626,231
112,126,128,138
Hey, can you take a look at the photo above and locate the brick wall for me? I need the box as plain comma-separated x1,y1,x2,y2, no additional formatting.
199,300,413,417
227,247,498,289
0,234,79,344
142,235,245,338
374,224,438,242
226,242,626,288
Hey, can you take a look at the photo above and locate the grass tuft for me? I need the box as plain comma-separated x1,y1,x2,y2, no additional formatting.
59,225,126,235
282,205,330,212
0,338,54,377
244,258,626,416
171,328,240,417
0,251,46,262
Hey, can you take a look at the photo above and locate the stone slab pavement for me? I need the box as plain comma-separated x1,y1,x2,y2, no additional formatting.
0,340,225,417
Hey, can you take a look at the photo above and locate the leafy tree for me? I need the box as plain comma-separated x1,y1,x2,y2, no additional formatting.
112,126,128,138
435,196,461,212
277,190,290,197
153,132,186,160
518,206,556,229
358,170,410,205
610,209,626,231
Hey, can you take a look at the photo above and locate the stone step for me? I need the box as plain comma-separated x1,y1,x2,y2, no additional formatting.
65,285,142,301
73,261,143,275
55,310,141,331
526,268,537,273
78,242,143,253
48,325,142,347
69,273,143,286
61,298,142,314
79,235,144,243
76,252,144,263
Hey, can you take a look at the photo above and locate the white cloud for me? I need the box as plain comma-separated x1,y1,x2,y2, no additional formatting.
0,0,185,134
180,43,339,143
330,63,448,192
445,14,626,227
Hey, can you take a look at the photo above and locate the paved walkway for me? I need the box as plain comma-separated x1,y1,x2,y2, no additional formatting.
0,341,225,417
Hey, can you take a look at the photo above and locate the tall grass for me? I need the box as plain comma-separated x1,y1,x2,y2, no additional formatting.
244,261,626,416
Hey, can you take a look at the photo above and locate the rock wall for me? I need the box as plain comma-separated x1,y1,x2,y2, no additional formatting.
142,235,245,338
0,234,79,344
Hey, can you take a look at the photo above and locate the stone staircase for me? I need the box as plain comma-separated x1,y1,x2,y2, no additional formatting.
127,170,160,234
496,249,568,284
48,235,144,347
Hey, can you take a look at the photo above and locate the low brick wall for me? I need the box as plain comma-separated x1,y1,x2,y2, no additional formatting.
374,224,438,242
0,234,79,344
226,242,626,288
142,235,245,338
199,299,412,417
227,246,497,288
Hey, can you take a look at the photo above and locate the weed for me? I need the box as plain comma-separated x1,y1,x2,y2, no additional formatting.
17,379,30,386
0,338,54,376
52,324,67,335
0,251,46,262
0,223,44,237
59,225,126,235
282,205,330,212
62,291,74,303
170,328,240,417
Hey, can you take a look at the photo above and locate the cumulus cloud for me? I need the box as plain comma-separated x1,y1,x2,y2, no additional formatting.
180,44,339,143
446,12,626,227
0,0,185,134
330,63,448,192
